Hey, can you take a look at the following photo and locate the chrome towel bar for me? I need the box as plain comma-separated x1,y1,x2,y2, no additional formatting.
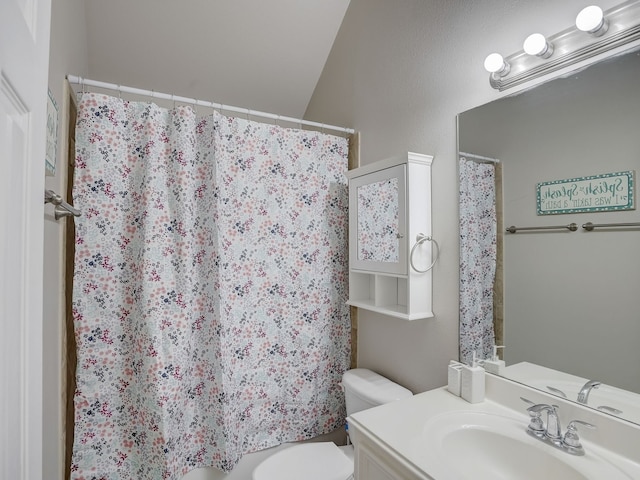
506,223,577,233
44,189,81,221
506,222,640,233
582,221,640,231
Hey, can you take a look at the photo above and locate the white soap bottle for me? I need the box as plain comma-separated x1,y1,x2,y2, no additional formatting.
461,351,485,403
484,345,505,375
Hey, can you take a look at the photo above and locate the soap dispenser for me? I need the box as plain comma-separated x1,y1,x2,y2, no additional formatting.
461,351,485,404
484,345,505,375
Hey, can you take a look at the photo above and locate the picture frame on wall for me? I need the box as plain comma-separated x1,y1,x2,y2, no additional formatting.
536,171,635,215
45,88,58,176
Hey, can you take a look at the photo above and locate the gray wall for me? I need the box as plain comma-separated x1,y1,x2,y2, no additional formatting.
306,0,625,394
459,50,640,393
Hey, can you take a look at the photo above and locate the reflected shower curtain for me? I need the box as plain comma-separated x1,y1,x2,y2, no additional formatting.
71,93,350,479
459,157,497,365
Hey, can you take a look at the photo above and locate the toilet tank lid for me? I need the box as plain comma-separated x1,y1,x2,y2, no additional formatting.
342,368,413,404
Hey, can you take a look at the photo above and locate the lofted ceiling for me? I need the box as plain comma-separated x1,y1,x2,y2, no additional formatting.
83,0,351,119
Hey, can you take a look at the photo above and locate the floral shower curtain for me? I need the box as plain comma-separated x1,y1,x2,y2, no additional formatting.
71,92,350,479
459,157,497,365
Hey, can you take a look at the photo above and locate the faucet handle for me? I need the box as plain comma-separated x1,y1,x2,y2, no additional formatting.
562,420,596,455
525,403,558,414
520,398,546,436
546,385,568,398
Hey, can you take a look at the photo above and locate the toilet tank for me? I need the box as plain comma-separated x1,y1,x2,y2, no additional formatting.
342,368,412,416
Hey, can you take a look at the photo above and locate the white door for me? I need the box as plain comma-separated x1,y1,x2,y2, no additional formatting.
0,0,52,479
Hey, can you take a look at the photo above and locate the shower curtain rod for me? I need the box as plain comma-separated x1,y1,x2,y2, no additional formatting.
459,151,500,164
67,75,355,135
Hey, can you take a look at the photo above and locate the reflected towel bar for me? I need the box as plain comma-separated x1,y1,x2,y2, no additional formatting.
506,223,577,233
582,222,640,231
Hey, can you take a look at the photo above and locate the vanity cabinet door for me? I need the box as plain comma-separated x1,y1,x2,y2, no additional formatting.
353,435,432,480
349,164,407,275
356,442,401,480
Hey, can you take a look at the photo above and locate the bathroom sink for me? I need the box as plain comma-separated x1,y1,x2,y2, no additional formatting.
418,411,633,480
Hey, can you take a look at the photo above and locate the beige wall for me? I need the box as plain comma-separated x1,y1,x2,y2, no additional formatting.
45,0,89,478
305,0,622,394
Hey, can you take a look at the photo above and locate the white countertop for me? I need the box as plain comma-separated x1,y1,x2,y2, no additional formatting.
347,374,640,480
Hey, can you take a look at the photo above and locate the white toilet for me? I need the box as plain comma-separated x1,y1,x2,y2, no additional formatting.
252,368,413,480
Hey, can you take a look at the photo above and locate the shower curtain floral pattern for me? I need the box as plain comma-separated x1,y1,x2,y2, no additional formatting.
71,93,350,479
459,157,497,365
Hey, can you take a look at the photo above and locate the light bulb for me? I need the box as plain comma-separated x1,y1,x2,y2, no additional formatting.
484,53,510,76
576,5,608,36
523,33,554,58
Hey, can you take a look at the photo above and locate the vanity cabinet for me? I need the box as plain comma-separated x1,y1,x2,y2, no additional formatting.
349,418,431,480
356,440,424,480
346,152,434,320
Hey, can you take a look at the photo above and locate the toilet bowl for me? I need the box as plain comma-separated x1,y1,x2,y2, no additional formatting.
252,442,354,480
252,368,412,480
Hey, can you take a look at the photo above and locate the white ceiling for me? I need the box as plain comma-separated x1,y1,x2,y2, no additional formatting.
83,0,351,119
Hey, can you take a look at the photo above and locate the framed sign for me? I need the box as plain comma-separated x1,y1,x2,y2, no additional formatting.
536,171,635,215
45,88,58,176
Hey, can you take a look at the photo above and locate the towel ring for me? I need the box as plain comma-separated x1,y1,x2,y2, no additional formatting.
409,233,440,273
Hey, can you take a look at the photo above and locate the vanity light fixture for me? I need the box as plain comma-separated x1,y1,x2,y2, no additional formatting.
523,33,554,58
485,0,640,91
483,53,510,76
576,5,609,36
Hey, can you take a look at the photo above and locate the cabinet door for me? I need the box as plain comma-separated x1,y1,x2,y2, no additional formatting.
356,441,419,480
350,164,407,275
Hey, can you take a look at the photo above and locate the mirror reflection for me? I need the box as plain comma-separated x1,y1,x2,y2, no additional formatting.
458,47,640,424
357,177,400,263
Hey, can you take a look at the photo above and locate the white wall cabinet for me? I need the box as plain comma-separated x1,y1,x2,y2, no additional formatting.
346,152,434,320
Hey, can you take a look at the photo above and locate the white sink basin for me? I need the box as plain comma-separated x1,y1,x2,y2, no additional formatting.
418,411,633,480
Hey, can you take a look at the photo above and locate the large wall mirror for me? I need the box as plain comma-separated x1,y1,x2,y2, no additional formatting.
458,47,640,425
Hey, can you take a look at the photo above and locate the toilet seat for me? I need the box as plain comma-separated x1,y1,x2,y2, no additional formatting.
252,442,353,480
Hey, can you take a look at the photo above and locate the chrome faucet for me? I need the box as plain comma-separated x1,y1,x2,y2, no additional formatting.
577,380,601,404
527,403,562,445
521,397,596,455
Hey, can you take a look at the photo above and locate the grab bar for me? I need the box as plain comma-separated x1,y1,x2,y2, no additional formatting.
44,189,81,221
506,223,577,234
582,221,640,231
